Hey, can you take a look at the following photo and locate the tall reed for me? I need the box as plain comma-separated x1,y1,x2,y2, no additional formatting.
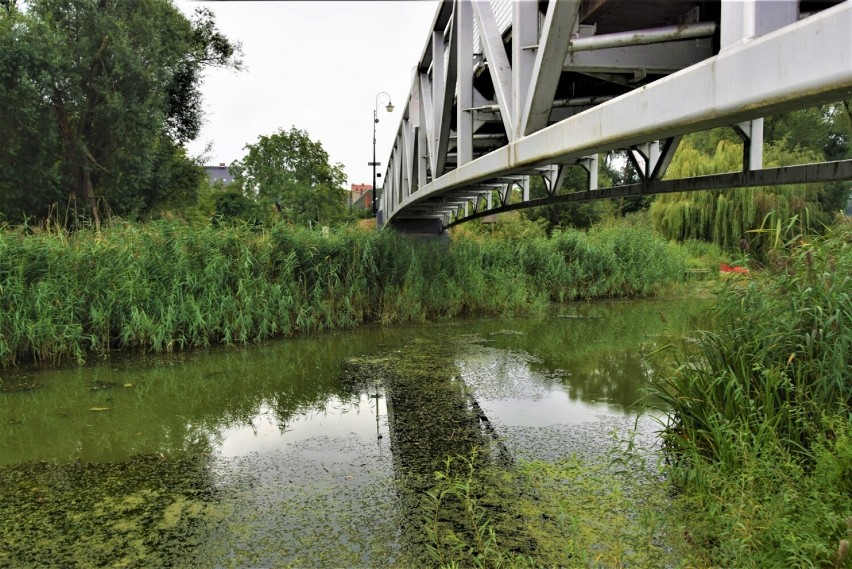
648,220,852,567
0,220,684,367
653,221,851,468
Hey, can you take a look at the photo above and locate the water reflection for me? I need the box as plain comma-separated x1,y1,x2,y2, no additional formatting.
217,394,386,458
0,329,400,465
0,298,708,566
460,299,705,410
0,298,704,466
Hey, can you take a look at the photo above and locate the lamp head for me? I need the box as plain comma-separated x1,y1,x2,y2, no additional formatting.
385,102,394,113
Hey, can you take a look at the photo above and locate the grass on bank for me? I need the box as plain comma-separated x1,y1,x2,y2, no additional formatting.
650,220,852,568
421,220,851,569
0,219,687,368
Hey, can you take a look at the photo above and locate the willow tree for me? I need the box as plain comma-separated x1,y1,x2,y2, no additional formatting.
649,104,851,256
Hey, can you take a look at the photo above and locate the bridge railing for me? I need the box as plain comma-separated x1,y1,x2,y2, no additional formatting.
379,0,852,232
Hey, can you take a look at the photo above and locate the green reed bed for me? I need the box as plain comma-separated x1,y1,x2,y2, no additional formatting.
0,220,684,367
650,221,852,568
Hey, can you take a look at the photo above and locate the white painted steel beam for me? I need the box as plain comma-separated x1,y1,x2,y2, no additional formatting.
472,1,514,139
512,0,538,139
456,0,474,166
565,40,714,75
386,1,852,224
520,0,583,136
567,22,716,52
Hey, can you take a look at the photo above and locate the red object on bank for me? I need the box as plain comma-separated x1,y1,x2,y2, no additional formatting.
720,263,749,274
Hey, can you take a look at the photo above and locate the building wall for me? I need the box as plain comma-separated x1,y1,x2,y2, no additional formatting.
349,184,373,210
204,163,234,185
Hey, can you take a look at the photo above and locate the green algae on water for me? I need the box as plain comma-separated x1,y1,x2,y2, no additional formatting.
0,453,229,568
0,299,710,567
343,337,569,566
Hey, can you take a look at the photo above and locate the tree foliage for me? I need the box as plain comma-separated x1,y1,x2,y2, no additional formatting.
649,103,851,257
230,127,347,227
0,0,240,225
522,157,616,230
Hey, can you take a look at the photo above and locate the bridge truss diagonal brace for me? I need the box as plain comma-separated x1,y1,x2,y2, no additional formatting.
540,155,599,197
539,165,561,197
521,0,583,137
417,73,435,177
629,137,681,182
433,22,457,178
387,1,852,224
472,0,514,139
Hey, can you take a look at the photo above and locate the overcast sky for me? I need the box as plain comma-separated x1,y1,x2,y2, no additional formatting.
175,0,440,189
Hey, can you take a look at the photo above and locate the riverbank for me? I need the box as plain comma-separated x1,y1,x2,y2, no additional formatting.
0,220,687,368
652,221,852,568
427,220,852,568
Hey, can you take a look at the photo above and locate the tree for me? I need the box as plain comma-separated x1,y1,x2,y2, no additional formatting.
0,0,240,225
523,156,615,230
230,127,348,227
212,189,264,226
648,103,851,258
0,4,68,222
650,138,830,256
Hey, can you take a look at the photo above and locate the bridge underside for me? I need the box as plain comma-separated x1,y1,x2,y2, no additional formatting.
380,0,852,231
388,217,446,236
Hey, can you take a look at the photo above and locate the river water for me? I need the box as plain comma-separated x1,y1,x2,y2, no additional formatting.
0,298,706,567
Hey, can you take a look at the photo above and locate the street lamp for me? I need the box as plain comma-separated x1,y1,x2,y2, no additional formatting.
370,92,394,216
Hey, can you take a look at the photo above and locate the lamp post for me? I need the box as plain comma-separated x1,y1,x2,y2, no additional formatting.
370,92,394,216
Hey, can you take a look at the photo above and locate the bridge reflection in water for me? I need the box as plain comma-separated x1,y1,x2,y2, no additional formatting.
0,300,705,566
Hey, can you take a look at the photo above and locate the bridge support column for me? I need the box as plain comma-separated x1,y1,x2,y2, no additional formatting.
721,0,796,172
734,119,764,170
388,217,447,237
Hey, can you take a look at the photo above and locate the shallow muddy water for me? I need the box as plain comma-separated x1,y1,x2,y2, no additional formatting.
0,298,706,567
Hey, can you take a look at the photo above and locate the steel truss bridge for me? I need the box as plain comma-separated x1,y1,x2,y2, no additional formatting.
377,0,852,234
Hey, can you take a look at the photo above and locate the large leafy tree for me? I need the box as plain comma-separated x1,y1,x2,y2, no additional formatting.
0,3,67,220
648,103,851,257
0,0,239,225
230,127,348,227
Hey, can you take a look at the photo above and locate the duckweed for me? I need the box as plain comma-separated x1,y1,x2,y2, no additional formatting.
0,454,226,567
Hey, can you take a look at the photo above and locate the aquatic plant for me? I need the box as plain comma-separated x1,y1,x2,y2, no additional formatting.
0,454,225,568
423,432,688,569
0,220,685,367
423,449,509,569
649,220,852,567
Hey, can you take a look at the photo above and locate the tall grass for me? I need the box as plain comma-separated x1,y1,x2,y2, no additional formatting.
654,221,851,466
649,220,852,567
0,220,684,367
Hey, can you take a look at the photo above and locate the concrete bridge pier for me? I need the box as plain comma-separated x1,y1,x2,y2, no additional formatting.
387,217,447,238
